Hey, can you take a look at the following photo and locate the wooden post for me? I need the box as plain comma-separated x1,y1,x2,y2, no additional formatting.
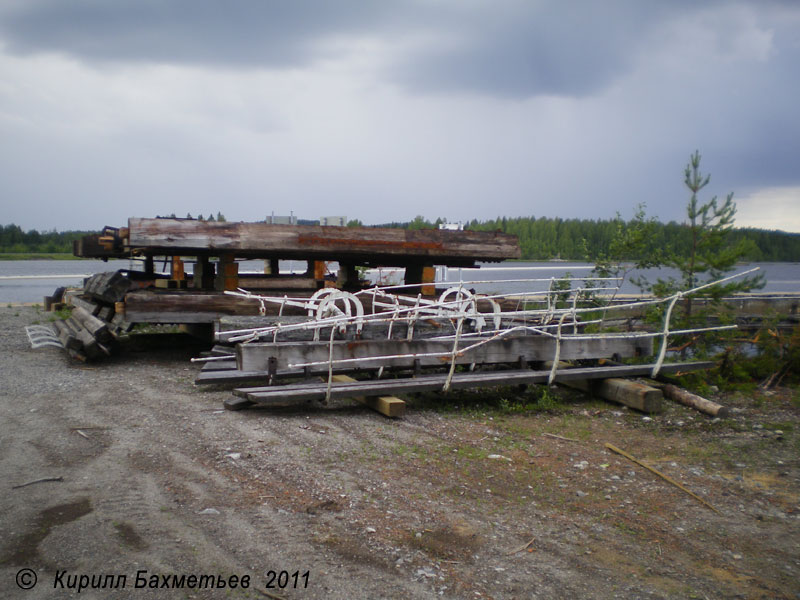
331,375,405,418
336,263,359,289
194,256,212,289
264,258,280,276
144,255,154,278
313,260,327,282
215,254,239,291
421,265,436,296
405,263,436,295
171,256,185,280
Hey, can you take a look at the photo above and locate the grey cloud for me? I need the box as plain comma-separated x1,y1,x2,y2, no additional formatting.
0,0,388,67
1,0,691,98
389,2,670,98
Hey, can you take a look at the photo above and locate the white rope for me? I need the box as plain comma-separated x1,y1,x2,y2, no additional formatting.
324,326,336,404
652,293,681,379
442,314,465,393
548,312,571,385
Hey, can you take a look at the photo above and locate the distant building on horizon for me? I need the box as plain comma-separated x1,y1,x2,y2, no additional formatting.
320,216,347,227
266,212,297,225
438,222,464,231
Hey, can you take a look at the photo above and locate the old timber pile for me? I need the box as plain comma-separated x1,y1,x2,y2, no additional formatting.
40,217,748,416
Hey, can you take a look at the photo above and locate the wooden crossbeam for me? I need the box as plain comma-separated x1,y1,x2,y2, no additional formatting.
233,362,712,405
236,335,653,372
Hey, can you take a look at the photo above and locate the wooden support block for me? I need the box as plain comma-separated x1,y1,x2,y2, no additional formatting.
331,375,405,418
421,265,436,296
193,256,215,290
44,287,65,311
171,256,185,280
155,279,189,289
313,260,327,281
336,263,359,289
215,254,239,291
564,377,663,414
264,258,280,275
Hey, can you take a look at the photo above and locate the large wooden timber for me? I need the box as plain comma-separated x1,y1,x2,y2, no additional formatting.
331,374,406,417
122,290,304,323
236,335,654,372
233,361,714,405
127,218,520,267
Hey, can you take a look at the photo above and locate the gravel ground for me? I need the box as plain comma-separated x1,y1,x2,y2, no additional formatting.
1,305,799,599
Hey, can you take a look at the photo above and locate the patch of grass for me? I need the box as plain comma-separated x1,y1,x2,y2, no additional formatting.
391,443,425,458
762,421,793,432
0,253,85,260
47,305,73,321
452,445,489,460
412,383,568,417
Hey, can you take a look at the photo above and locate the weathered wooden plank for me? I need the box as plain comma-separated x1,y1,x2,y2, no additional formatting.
223,396,254,411
84,271,132,304
71,306,113,343
52,319,81,351
200,358,238,372
66,294,101,316
196,365,369,385
127,218,520,266
331,374,406,417
123,290,303,319
197,370,274,385
236,361,713,404
236,335,653,372
65,316,100,358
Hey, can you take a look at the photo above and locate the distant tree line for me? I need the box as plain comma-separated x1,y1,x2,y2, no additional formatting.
2,213,798,261
375,215,800,262
0,224,92,254
466,215,800,262
156,212,227,222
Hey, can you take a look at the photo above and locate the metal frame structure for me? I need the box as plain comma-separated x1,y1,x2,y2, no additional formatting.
196,269,758,405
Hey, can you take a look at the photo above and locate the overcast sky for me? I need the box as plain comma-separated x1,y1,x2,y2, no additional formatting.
1,0,799,233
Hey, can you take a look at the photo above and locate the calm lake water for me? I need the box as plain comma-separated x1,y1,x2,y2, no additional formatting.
1,258,798,303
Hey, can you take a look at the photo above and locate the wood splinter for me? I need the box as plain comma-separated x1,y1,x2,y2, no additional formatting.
506,536,536,555
542,432,580,443
12,476,64,489
605,443,719,514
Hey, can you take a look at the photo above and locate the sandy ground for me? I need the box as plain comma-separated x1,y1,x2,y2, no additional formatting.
1,305,799,599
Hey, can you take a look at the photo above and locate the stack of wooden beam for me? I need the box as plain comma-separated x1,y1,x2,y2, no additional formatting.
46,272,134,361
51,306,114,362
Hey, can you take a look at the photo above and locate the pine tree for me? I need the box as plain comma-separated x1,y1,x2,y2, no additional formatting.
655,151,763,318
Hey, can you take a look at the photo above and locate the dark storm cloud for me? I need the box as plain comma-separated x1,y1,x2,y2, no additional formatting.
1,0,684,97
0,0,388,68
389,2,671,98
